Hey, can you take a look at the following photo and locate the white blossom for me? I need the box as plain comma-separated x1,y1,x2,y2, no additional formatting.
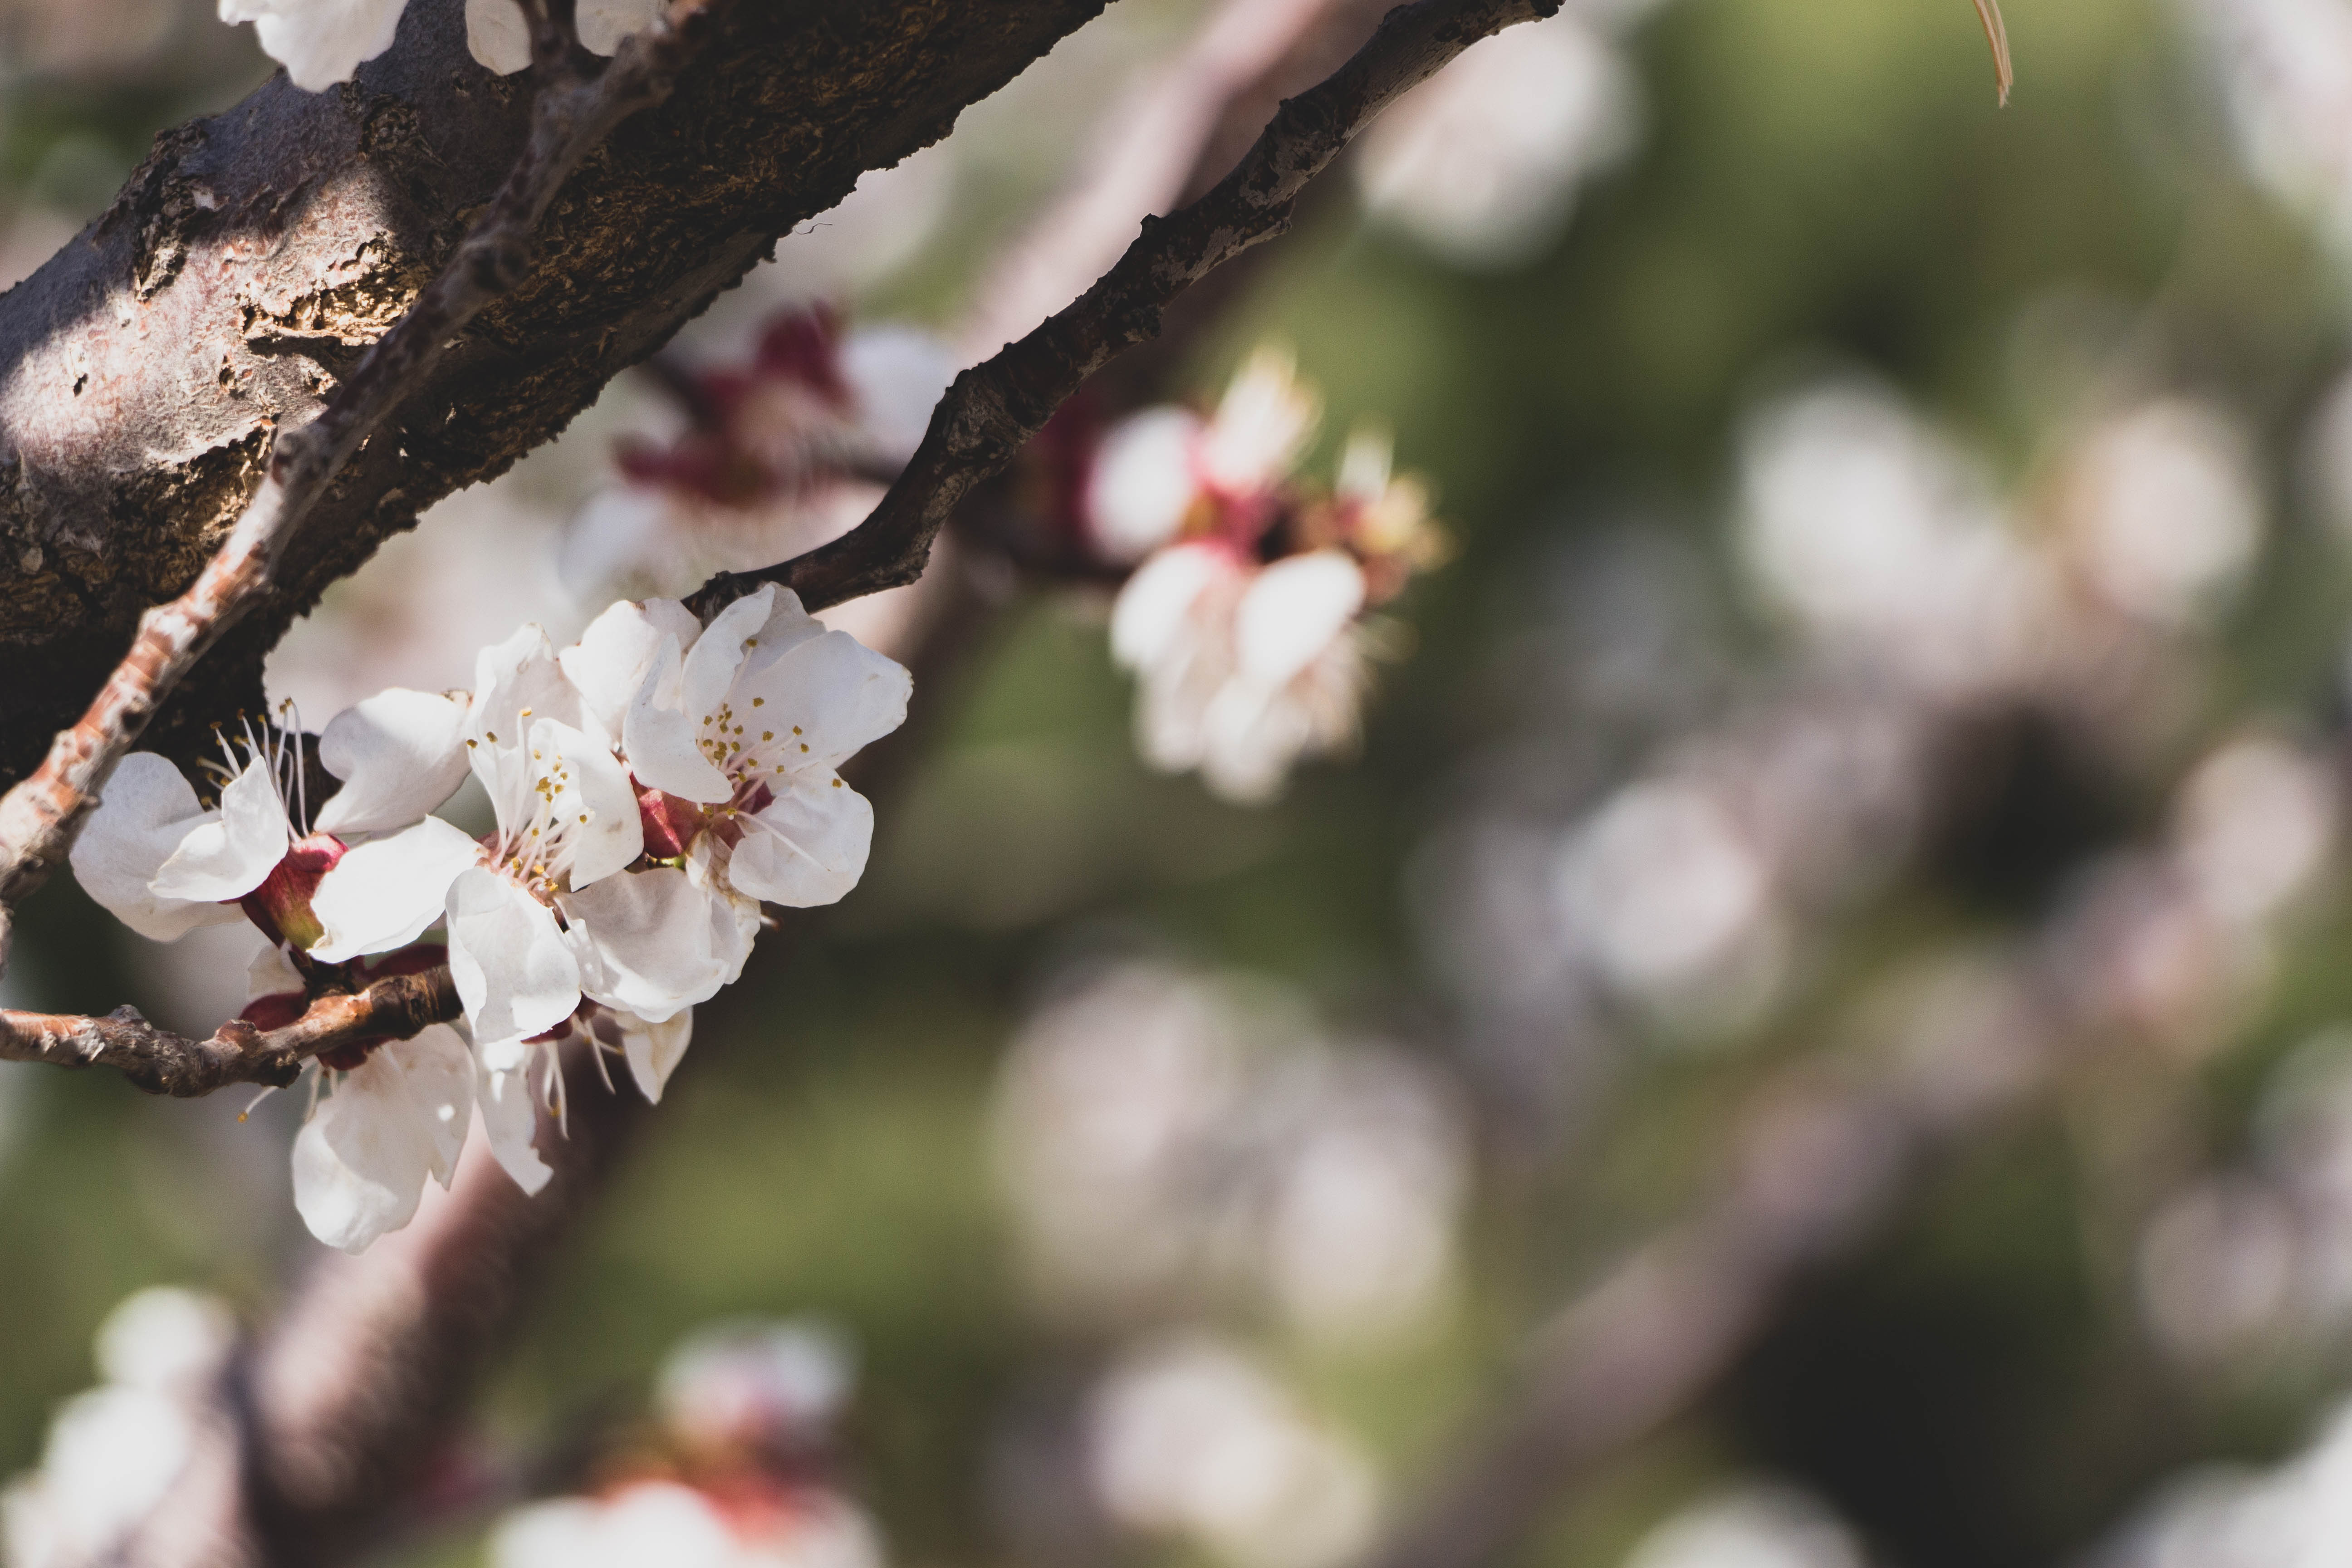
72,696,467,951
587,582,910,916
0,1289,235,1568
1111,544,1371,804
1356,6,1642,269
1083,348,1320,564
290,1022,476,1253
1621,1486,1869,1568
1088,1335,1378,1568
561,322,953,604
216,0,664,92
492,1479,884,1568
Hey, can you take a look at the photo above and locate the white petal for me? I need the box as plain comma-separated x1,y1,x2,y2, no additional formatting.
313,689,472,837
151,758,290,903
386,1025,475,1186
1086,408,1204,562
1110,543,1229,670
618,1009,694,1104
577,0,663,54
745,586,830,670
623,637,734,805
446,867,580,1044
466,0,531,74
309,816,482,963
680,587,776,722
841,327,955,464
235,0,410,90
293,1062,436,1253
558,867,749,1023
560,597,702,741
475,1060,554,1196
725,776,875,906
246,941,304,1003
533,716,644,887
68,754,241,941
1200,346,1320,495
469,624,596,774
1233,550,1366,687
734,629,911,772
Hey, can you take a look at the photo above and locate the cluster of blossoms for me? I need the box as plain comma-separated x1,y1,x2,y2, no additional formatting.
71,586,910,1253
1078,349,1446,803
564,305,953,603
490,1319,884,1568
218,0,666,93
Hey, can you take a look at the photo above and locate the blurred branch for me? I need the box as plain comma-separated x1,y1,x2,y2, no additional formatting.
0,5,715,956
686,0,1565,619
955,0,1389,362
0,966,461,1098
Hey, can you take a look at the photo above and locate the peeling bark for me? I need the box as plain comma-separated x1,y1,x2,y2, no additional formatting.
0,0,1110,787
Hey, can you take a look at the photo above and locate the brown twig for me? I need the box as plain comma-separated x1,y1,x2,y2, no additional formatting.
0,965,461,1098
685,0,1563,620
0,0,721,960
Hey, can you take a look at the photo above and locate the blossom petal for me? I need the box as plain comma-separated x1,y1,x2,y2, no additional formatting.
725,775,875,906
309,816,483,963
151,758,290,903
225,0,410,91
1111,542,1229,671
734,629,911,772
680,586,775,723
465,0,530,74
470,624,595,779
446,867,579,1044
558,866,750,1023
313,689,472,837
1087,408,1204,563
475,1059,554,1196
293,1053,441,1253
577,0,663,55
532,717,644,888
246,941,304,1003
561,597,703,741
1233,549,1366,687
618,1009,694,1103
623,637,734,804
68,754,241,941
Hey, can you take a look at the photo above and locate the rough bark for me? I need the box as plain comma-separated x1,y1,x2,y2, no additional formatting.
0,0,1110,788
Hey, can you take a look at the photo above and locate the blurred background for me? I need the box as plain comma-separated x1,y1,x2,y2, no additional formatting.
15,0,2352,1563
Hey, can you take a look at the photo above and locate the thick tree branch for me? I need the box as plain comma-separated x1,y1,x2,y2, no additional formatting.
0,6,715,949
686,0,1563,618
0,965,461,1097
0,0,1116,791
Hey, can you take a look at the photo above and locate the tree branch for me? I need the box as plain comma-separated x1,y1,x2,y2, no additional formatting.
0,0,1117,793
0,965,461,1098
0,4,718,946
686,0,1563,619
